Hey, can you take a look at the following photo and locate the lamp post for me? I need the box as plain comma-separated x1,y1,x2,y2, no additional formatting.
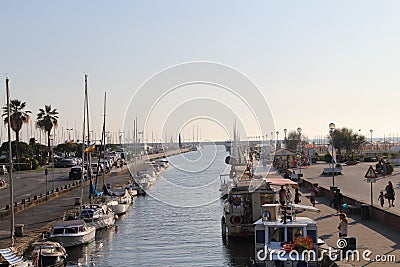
276,131,279,148
370,129,373,152
49,134,55,192
284,128,287,141
66,128,73,142
45,168,48,200
329,122,336,187
297,127,302,174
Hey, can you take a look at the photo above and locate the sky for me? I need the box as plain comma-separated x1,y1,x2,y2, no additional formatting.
1,1,400,144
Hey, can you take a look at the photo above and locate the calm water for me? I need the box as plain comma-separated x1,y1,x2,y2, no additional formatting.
67,145,254,267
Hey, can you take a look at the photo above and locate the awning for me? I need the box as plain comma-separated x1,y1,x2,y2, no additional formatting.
265,178,298,187
0,248,23,266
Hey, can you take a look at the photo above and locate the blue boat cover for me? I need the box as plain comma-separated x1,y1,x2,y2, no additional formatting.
0,248,23,265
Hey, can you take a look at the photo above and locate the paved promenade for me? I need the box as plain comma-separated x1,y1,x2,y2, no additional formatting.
298,177,400,266
300,162,400,214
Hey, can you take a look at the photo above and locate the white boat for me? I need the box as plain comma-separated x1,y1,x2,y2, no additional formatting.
253,203,323,266
49,219,96,248
31,241,67,267
80,203,115,230
156,159,169,168
103,185,132,215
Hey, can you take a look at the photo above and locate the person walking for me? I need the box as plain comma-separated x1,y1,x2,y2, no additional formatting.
290,170,298,181
279,186,286,206
309,185,316,207
378,191,385,207
286,188,293,204
294,188,302,204
338,213,348,238
385,181,395,207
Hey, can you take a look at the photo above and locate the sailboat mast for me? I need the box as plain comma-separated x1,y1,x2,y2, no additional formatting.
81,75,88,208
6,77,15,246
85,75,92,180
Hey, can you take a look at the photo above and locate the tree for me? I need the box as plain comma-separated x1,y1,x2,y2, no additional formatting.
2,99,31,142
36,105,59,148
329,127,366,155
284,130,307,151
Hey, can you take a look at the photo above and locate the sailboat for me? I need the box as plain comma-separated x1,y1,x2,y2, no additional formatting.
49,75,96,246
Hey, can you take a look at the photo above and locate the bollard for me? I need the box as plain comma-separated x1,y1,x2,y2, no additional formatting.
5,204,9,209
15,224,24,237
22,199,26,204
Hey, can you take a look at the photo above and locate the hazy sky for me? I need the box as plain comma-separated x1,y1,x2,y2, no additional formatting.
1,1,399,143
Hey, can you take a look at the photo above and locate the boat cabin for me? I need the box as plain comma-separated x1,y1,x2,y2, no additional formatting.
254,204,321,266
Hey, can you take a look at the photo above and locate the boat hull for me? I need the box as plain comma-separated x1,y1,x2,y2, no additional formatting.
84,214,115,230
110,203,130,215
50,228,96,248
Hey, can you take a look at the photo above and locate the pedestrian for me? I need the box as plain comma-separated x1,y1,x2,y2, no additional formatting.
290,170,298,181
385,181,395,207
309,185,316,207
286,188,292,204
279,186,286,206
338,213,348,238
378,191,385,207
294,188,302,204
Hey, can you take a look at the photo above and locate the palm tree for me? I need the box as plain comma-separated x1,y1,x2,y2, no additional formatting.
36,105,59,147
2,99,31,142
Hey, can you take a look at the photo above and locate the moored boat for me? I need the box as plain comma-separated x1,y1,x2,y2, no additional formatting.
253,203,323,266
80,203,115,230
49,220,96,248
31,241,67,267
103,185,132,215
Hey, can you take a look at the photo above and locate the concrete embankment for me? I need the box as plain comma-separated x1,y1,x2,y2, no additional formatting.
0,148,188,255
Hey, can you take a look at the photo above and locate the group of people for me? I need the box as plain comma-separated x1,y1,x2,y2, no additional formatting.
278,185,302,206
378,181,396,207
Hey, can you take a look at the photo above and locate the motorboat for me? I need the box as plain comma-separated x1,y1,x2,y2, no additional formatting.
222,179,276,237
31,241,67,267
80,203,115,230
49,219,96,248
103,185,132,215
253,203,324,266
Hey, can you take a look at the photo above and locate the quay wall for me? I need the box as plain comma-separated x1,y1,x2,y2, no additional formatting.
0,148,189,220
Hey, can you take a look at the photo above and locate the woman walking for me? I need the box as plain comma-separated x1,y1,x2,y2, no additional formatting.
338,213,348,238
385,181,395,207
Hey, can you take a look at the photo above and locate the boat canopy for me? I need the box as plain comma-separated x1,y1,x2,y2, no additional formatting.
102,184,127,197
265,178,298,187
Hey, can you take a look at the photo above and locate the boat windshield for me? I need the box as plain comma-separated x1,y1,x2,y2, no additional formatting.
81,209,94,218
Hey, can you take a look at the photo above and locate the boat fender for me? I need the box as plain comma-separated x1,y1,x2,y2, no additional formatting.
114,215,119,220
232,197,242,206
230,215,243,225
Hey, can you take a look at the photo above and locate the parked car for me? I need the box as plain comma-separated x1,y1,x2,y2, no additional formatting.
56,158,77,168
69,166,86,180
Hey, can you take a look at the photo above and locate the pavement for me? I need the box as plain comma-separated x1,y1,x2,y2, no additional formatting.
298,177,400,266
0,167,132,254
299,162,400,215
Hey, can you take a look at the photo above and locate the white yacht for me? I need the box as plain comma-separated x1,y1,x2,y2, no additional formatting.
103,185,132,215
80,203,115,230
49,219,96,248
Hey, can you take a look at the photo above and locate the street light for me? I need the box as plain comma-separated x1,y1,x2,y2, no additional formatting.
329,122,336,187
276,131,279,148
66,128,73,142
49,134,55,192
295,127,303,176
284,128,287,141
370,129,373,152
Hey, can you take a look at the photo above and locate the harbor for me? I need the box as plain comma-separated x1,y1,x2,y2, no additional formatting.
1,144,400,266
